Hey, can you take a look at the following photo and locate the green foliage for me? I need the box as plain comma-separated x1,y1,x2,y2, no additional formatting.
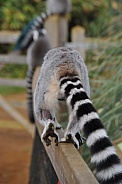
0,44,14,54
0,0,121,37
82,14,122,169
90,38,122,140
0,0,46,30
70,0,112,36
0,86,26,96
0,64,27,79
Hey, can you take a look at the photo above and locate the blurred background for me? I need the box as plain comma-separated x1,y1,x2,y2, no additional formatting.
0,0,122,183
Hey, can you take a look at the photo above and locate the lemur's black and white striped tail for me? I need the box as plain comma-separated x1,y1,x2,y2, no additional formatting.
26,69,35,123
59,75,122,184
14,12,53,51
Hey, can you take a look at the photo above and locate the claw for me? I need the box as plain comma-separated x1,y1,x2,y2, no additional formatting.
54,136,59,146
75,133,86,146
61,132,86,149
42,122,59,146
66,134,78,149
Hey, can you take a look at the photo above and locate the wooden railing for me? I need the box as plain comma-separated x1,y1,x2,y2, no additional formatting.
0,25,103,87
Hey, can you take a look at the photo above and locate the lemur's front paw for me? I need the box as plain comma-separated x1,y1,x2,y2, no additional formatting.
62,132,85,149
42,123,59,146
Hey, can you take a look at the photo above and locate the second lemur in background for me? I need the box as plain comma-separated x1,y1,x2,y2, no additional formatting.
34,47,122,184
14,0,71,123
14,0,71,53
26,30,51,123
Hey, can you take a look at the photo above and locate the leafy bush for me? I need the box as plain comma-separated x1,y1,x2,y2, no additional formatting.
0,0,46,30
82,14,122,169
0,0,121,37
0,86,26,96
70,0,111,37
0,64,27,79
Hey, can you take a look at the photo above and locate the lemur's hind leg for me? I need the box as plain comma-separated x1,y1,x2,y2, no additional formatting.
54,117,62,129
65,132,85,149
40,109,59,146
61,116,85,149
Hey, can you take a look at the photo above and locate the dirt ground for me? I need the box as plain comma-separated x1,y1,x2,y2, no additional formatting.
0,92,33,184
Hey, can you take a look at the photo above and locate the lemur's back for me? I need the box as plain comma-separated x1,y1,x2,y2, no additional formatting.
34,47,90,112
35,47,90,116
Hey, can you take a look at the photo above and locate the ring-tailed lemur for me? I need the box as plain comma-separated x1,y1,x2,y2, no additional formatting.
14,0,71,52
26,30,51,123
34,47,122,184
14,13,52,52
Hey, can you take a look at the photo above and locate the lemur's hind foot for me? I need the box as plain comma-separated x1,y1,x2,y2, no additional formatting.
41,122,59,146
61,132,85,149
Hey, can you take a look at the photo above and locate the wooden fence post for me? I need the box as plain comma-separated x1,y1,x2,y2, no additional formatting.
45,15,68,47
71,25,86,59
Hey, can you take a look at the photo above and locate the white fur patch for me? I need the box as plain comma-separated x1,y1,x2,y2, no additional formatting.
27,88,32,93
66,88,85,105
33,30,39,41
86,129,108,147
73,99,92,112
91,146,116,164
60,80,81,94
59,76,70,83
96,164,122,181
60,76,79,84
79,112,99,130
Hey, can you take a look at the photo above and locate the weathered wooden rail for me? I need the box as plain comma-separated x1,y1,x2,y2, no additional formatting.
0,95,34,137
32,67,99,184
0,78,26,87
0,27,105,87
0,54,26,64
0,31,26,86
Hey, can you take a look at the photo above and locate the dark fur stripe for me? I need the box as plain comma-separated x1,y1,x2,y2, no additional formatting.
26,80,32,84
27,96,32,100
60,77,80,87
65,83,82,97
96,154,121,171
76,103,97,120
70,91,89,109
98,173,122,184
27,86,32,90
26,85,32,89
26,69,35,123
83,119,104,138
90,137,113,155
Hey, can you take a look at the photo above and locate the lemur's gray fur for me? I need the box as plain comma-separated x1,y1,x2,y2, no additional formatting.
26,31,51,123
46,0,72,15
27,31,51,70
34,47,90,145
34,47,122,184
